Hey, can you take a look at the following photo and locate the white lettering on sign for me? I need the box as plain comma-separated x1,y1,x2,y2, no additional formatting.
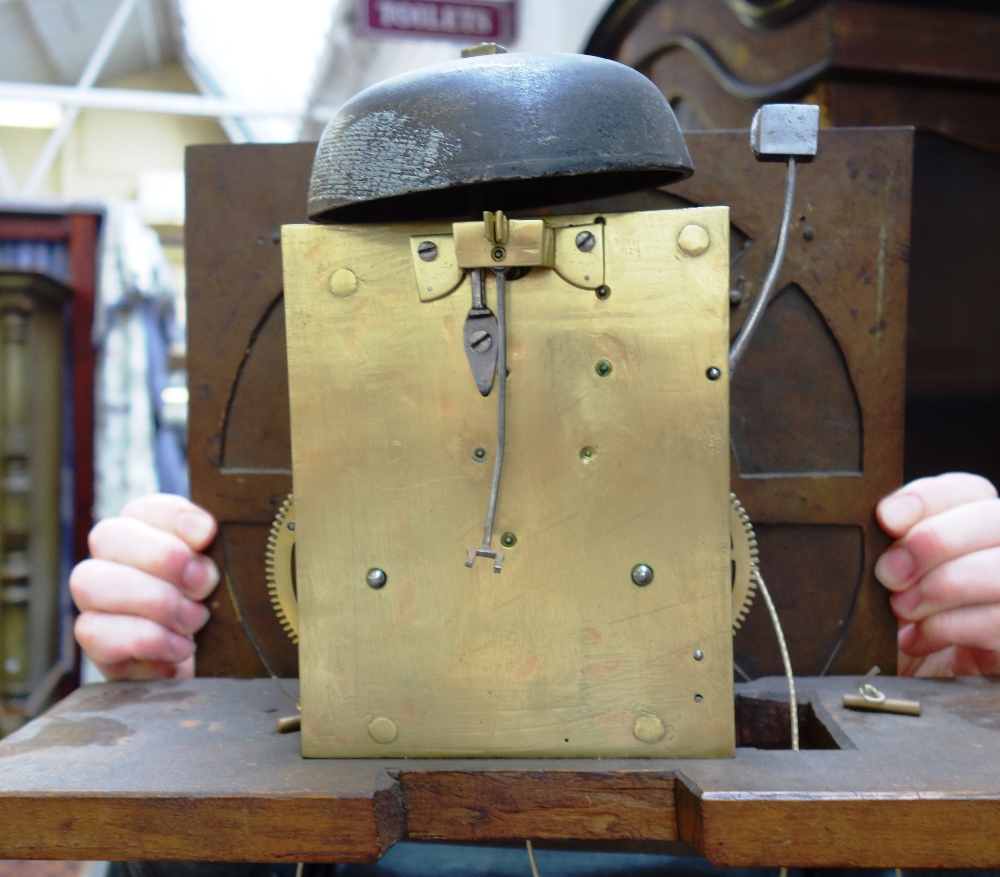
373,0,496,36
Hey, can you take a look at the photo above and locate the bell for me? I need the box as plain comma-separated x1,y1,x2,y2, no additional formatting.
308,50,693,222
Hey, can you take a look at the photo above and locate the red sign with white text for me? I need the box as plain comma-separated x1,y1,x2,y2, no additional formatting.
356,0,517,44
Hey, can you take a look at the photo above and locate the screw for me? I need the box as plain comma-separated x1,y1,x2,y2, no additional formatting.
501,532,516,548
706,366,721,381
417,240,438,261
491,246,506,261
287,521,295,531
469,329,493,352
694,649,705,661
579,446,596,463
596,360,612,377
575,230,596,252
472,446,488,463
803,226,815,241
694,694,704,703
631,564,654,586
596,285,611,300
366,568,387,589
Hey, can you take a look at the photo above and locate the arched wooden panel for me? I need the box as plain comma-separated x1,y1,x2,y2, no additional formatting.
732,283,862,476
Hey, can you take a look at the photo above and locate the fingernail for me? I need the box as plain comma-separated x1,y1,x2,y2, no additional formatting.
879,493,923,534
874,545,914,588
182,556,220,596
177,599,211,634
177,510,215,548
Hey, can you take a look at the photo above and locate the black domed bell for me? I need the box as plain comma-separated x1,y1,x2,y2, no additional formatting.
308,51,692,223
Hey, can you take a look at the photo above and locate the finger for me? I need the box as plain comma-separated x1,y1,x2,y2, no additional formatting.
92,657,196,682
119,494,217,551
70,558,211,636
75,611,197,669
87,517,219,600
874,499,1000,592
898,604,1000,658
877,472,997,538
889,546,1000,622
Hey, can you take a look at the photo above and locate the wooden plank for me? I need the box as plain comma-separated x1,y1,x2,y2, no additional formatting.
2,677,1000,866
399,770,678,843
0,679,397,863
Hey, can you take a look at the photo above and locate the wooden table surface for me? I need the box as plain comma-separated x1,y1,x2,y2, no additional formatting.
0,676,998,868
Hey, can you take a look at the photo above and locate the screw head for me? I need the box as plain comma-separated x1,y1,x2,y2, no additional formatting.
694,649,705,661
472,446,488,463
803,226,815,241
706,366,721,381
575,230,596,252
501,532,517,548
417,240,438,261
579,446,596,463
631,564,654,586
595,285,611,300
469,329,493,352
366,568,387,589
595,359,612,377
491,246,506,261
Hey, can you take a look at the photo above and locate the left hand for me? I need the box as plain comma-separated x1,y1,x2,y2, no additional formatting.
875,472,1000,676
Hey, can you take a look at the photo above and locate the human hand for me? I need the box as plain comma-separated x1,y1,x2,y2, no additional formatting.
70,494,219,680
875,472,1000,677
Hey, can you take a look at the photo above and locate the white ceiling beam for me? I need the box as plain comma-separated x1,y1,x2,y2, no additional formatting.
136,0,164,69
22,0,140,197
0,80,309,118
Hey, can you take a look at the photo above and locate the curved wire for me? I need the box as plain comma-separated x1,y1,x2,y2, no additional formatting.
481,267,507,550
729,157,797,376
755,569,799,751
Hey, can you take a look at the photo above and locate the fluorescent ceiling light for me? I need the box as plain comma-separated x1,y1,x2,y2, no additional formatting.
0,99,62,128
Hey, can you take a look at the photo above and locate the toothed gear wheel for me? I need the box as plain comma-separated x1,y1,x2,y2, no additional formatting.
266,493,298,643
730,491,758,631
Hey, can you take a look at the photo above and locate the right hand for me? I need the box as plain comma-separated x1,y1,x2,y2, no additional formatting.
70,494,219,680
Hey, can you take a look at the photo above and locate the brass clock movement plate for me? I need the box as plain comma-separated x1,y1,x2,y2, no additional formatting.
282,207,734,758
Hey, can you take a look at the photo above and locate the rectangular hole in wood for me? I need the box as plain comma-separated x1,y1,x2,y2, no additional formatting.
735,691,851,750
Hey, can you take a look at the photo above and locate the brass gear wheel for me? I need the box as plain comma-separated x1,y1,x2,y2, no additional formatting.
266,493,298,643
266,491,758,640
730,491,758,630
